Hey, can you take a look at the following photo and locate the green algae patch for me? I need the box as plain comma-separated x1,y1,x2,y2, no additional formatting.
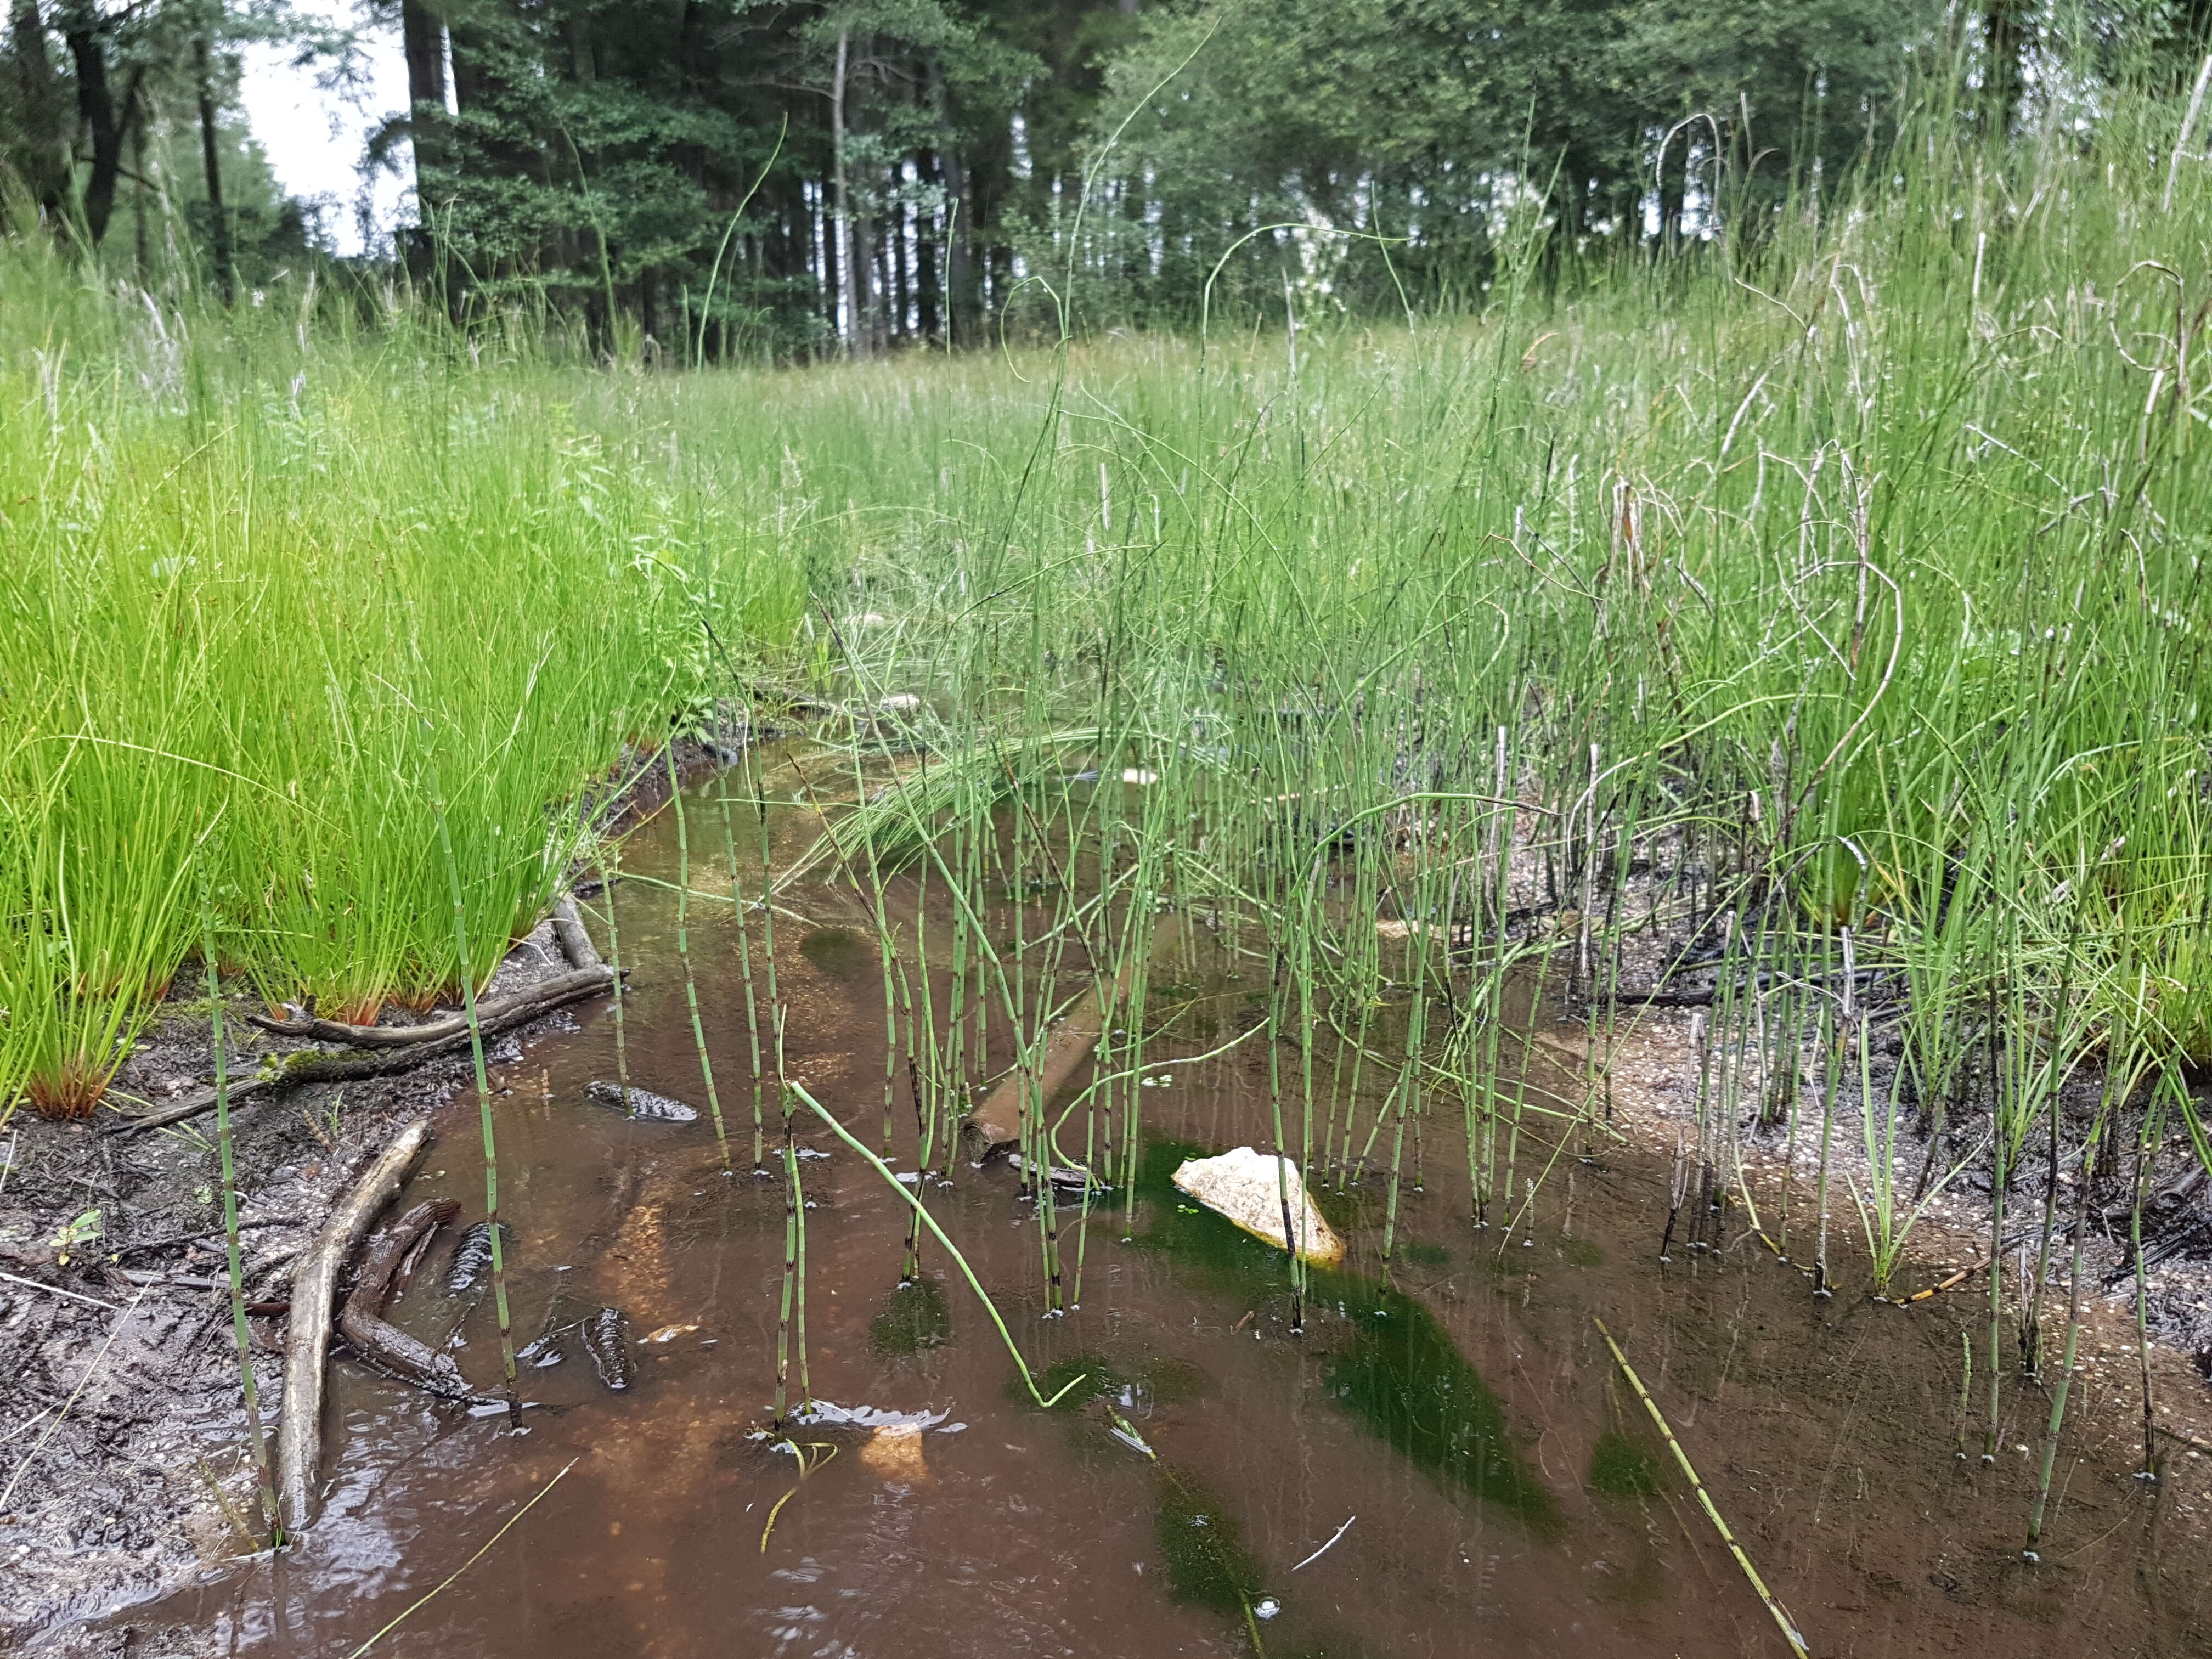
1312,1273,1557,1532
870,1276,951,1357
1130,1137,1302,1287
1587,1430,1666,1497
1154,1465,1268,1621
1122,1137,1553,1532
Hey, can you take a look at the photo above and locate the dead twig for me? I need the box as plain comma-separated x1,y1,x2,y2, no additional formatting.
108,968,613,1136
246,966,614,1047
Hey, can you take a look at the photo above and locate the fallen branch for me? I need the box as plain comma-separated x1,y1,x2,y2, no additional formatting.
115,1270,229,1290
1606,988,1717,1008
550,896,603,971
108,1216,300,1258
276,1121,432,1534
338,1198,475,1401
108,967,613,1135
966,943,1149,1151
247,967,614,1047
2154,1422,2212,1457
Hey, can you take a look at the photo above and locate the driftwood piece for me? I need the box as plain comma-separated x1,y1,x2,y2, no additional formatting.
965,938,1153,1151
551,895,603,971
108,967,613,1135
338,1197,473,1400
276,1120,432,1534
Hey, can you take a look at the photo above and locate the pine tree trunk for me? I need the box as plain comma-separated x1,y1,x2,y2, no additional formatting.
9,0,74,232
832,27,872,357
194,31,234,304
131,106,150,277
917,147,942,344
60,4,133,245
932,58,979,348
1984,0,2030,138
399,0,449,210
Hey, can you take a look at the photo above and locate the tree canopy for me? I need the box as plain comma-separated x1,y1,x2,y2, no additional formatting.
7,0,2211,355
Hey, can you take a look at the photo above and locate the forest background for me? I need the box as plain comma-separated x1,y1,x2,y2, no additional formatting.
10,0,2212,357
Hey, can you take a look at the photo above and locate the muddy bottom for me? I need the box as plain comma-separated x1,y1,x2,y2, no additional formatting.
108,782,2212,1659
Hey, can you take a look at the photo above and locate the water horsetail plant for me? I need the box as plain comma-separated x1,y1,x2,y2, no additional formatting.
713,775,770,1169
755,748,789,1158
773,1114,810,1430
791,1082,1090,1410
664,747,731,1168
200,885,279,1547
428,764,520,1423
596,847,633,1119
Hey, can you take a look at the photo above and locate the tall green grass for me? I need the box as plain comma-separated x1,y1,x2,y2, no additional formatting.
0,253,805,1116
658,70,2212,1307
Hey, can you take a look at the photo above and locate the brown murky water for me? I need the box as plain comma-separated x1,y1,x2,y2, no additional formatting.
130,771,2212,1658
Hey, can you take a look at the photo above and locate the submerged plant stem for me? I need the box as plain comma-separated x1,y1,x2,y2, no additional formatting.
1593,1318,1809,1659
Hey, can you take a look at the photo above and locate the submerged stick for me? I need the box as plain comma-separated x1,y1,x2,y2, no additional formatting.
276,1119,432,1533
338,1199,472,1400
967,945,1147,1150
1593,1317,1809,1659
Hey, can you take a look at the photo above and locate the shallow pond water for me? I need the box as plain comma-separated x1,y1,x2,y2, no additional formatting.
123,771,2212,1658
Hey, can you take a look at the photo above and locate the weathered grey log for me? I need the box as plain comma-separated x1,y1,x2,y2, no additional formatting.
276,1120,431,1534
108,967,614,1135
551,895,603,970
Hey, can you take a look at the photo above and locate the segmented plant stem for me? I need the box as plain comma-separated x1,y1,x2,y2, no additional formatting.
200,893,279,1547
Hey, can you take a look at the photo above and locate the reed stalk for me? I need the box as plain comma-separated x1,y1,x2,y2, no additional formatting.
664,747,730,1167
430,769,520,1419
199,888,279,1546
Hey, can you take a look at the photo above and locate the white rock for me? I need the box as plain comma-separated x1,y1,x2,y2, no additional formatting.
1120,768,1159,785
878,693,923,713
1171,1148,1345,1266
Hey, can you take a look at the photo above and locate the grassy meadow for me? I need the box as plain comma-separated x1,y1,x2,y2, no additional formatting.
5,70,2212,1357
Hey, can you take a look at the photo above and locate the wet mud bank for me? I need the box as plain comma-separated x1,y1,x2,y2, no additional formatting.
0,912,608,1652
0,734,740,1653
